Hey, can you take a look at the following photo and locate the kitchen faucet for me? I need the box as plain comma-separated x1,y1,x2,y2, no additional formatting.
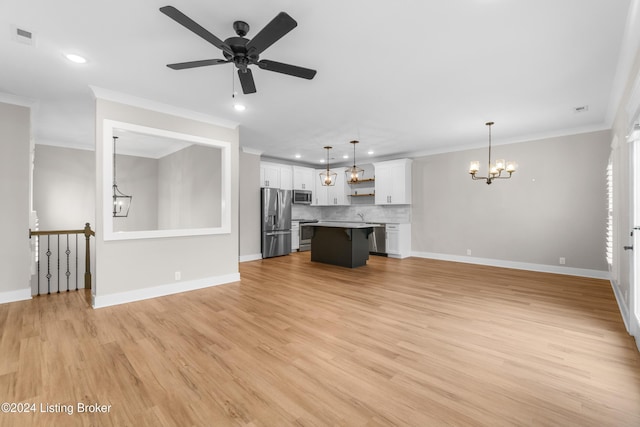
357,212,365,221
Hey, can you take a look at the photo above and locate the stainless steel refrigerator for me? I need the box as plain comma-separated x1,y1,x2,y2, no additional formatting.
261,188,292,258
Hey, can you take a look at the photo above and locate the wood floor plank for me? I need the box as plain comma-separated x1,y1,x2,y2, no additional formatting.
0,253,638,426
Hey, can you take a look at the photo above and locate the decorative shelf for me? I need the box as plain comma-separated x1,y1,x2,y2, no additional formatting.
348,193,375,197
347,178,375,184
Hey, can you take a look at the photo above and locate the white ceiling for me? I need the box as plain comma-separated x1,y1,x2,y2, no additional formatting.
1,0,637,166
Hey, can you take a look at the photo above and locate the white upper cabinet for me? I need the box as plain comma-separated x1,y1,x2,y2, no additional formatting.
373,159,412,205
314,167,348,206
260,162,292,189
279,166,293,190
293,166,315,191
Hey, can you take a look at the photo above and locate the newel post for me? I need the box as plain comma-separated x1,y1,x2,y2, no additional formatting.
83,223,95,289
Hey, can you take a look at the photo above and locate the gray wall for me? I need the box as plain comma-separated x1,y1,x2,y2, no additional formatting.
113,154,158,232
158,144,221,230
411,130,610,272
0,101,31,298
239,150,261,259
34,145,95,230
95,99,239,301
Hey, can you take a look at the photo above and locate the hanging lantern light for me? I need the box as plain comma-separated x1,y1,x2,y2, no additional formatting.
112,136,132,217
319,146,337,186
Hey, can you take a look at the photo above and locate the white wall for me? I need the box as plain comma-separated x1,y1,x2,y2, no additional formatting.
239,150,261,260
411,130,610,277
609,23,640,341
94,98,239,307
0,101,32,302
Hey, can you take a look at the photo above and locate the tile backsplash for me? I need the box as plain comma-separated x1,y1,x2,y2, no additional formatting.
292,204,410,224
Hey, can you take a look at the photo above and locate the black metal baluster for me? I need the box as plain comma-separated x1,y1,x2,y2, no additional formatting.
36,235,41,296
65,234,71,291
57,235,60,293
46,235,51,295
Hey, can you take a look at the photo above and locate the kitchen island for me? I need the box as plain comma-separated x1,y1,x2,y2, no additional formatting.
306,222,381,268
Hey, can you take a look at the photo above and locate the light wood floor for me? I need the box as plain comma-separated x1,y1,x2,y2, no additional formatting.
1,253,639,426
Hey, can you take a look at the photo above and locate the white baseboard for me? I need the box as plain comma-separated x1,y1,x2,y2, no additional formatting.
93,273,240,309
411,252,610,280
0,288,32,305
610,279,631,333
239,253,262,262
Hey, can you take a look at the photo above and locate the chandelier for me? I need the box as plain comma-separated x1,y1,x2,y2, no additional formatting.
469,121,516,185
319,146,337,186
345,140,365,183
112,136,132,217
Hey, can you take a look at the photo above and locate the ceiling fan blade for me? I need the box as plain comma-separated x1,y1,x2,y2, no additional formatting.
160,6,233,56
238,69,257,94
245,12,297,56
167,59,230,70
257,60,317,80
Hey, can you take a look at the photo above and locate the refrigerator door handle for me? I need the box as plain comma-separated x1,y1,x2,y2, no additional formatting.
266,231,291,236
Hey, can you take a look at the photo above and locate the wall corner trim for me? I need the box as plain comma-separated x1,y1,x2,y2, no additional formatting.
0,288,32,305
92,272,240,308
411,252,611,280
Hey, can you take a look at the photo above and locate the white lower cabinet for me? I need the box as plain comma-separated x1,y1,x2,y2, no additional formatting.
386,223,411,258
291,221,300,252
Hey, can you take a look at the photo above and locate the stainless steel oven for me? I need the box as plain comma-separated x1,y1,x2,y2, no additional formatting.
298,219,318,251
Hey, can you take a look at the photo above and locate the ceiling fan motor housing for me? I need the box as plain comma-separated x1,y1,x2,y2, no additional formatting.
223,36,258,69
233,20,249,37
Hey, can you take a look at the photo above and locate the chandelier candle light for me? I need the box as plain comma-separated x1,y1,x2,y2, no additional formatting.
112,136,132,217
469,121,516,185
345,140,365,183
319,146,337,186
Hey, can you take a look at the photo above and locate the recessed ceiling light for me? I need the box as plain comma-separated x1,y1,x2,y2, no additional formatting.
294,154,301,159
320,159,325,163
233,103,246,112
65,53,87,64
343,154,349,159
367,150,374,155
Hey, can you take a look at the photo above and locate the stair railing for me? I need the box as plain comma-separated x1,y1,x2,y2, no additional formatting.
29,223,95,295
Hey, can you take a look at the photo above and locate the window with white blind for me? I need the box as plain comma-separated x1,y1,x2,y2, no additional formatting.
606,156,613,267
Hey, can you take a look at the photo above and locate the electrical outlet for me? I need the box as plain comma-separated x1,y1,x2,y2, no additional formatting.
559,257,566,265
175,271,181,281
466,249,472,256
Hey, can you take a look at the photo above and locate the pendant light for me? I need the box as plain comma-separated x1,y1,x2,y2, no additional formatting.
469,121,517,185
112,136,132,217
345,140,365,183
319,146,337,186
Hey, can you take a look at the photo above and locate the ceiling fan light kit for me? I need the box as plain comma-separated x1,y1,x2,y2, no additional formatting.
469,122,517,185
160,6,317,94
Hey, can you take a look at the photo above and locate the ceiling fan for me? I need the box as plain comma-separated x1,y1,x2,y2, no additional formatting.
159,6,317,94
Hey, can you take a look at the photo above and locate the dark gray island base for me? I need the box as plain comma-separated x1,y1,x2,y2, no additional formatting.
307,222,380,268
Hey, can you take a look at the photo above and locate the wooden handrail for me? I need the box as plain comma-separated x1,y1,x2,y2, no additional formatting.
29,223,95,238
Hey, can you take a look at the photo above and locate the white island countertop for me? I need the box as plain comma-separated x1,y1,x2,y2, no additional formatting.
305,222,383,229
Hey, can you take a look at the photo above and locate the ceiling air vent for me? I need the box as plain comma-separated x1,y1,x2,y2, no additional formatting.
12,25,35,45
574,105,589,113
